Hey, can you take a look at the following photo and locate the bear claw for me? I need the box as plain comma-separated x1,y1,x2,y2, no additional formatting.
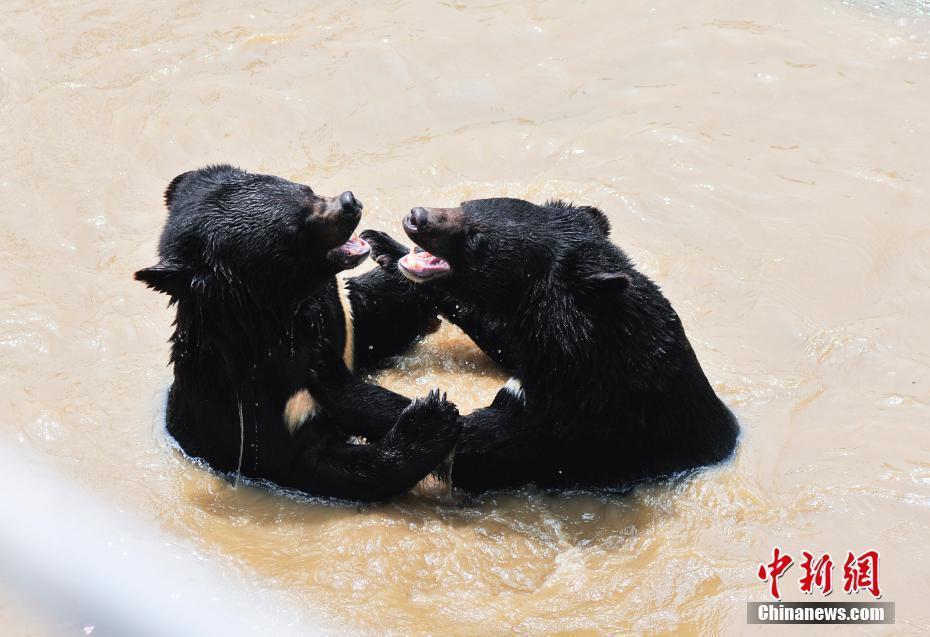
393,389,460,446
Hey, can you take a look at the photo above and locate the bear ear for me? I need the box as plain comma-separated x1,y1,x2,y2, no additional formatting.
164,171,194,207
545,199,611,236
577,205,611,236
134,260,193,296
581,269,630,288
561,242,630,293
576,268,630,294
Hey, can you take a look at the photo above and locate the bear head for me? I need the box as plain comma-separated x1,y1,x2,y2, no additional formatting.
396,197,630,305
135,165,370,302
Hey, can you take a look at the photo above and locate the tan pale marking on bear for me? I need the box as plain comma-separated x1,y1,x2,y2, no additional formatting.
336,276,355,372
283,389,318,435
503,377,525,403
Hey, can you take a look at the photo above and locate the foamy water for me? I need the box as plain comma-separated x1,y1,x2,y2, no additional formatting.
1,1,929,634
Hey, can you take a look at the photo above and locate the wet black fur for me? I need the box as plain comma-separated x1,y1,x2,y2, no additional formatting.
363,198,739,492
136,165,458,501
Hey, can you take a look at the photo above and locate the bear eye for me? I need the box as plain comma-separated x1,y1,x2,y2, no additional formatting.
466,231,488,252
283,220,301,236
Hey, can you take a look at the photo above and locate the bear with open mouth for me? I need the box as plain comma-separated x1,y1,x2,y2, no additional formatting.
136,165,459,501
362,198,739,492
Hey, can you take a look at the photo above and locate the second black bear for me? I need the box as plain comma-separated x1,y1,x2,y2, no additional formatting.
136,165,458,501
363,198,739,492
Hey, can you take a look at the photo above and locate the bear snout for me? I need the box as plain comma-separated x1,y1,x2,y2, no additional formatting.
404,206,463,234
312,191,363,234
402,206,466,259
406,207,431,233
338,191,363,216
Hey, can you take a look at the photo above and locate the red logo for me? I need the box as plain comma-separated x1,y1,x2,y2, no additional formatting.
843,550,882,598
799,551,834,595
757,548,881,599
757,547,793,600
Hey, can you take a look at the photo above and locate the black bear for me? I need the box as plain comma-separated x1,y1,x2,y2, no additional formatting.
362,198,739,492
136,165,459,501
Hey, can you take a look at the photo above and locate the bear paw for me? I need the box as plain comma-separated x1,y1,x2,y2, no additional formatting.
360,229,410,269
392,389,460,447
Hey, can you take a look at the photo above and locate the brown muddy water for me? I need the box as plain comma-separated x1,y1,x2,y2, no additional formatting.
2,1,929,635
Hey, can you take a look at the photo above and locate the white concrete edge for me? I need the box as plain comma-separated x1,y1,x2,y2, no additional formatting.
0,440,335,637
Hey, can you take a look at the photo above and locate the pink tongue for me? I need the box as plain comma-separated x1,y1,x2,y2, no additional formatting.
342,235,369,255
400,249,449,273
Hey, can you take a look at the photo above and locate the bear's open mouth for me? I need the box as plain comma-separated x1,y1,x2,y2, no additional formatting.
328,234,371,267
398,247,452,283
